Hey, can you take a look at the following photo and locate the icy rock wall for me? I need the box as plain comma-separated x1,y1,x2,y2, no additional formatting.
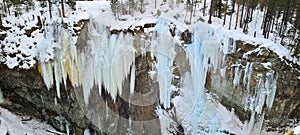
207,40,293,132
35,17,241,134
34,16,285,134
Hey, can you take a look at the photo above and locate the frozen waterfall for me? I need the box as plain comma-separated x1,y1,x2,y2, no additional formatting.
36,17,279,135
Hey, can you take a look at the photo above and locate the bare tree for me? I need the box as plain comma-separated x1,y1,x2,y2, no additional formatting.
48,0,52,19
208,0,215,24
223,0,228,26
190,0,194,23
0,14,2,28
61,0,65,17
203,0,206,16
218,0,222,18
239,0,245,28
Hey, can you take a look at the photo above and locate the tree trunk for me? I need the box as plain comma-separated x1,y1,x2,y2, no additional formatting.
155,0,157,9
194,0,197,16
270,13,276,34
48,0,52,19
203,0,206,16
3,0,7,14
239,1,245,28
266,15,272,38
243,0,251,33
226,0,235,30
261,7,267,29
223,0,228,26
262,8,269,38
7,0,11,16
0,15,2,28
249,2,254,22
190,0,194,22
61,0,65,17
279,9,286,37
218,0,222,18
208,0,214,24
235,0,240,29
279,0,292,38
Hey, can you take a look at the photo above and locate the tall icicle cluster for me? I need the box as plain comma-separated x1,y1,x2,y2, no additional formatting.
181,23,223,134
245,70,277,134
252,70,278,114
233,63,278,114
154,18,176,109
38,20,136,104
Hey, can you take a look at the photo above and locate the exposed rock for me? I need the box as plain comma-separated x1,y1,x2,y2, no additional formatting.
0,64,96,134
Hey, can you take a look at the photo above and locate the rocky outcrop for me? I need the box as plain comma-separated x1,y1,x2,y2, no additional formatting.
0,64,97,134
207,40,300,133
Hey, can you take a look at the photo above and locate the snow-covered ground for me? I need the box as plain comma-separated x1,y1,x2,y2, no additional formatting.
0,107,64,135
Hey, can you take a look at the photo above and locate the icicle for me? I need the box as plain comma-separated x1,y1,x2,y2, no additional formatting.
65,122,70,135
53,57,62,98
130,63,135,94
247,111,256,135
83,129,91,135
265,70,277,110
128,116,132,134
40,62,54,90
221,37,236,54
233,63,242,88
105,101,109,120
243,62,253,92
254,77,266,114
228,38,236,53
54,97,57,106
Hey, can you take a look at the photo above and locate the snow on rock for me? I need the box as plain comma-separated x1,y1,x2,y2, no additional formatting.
0,0,91,70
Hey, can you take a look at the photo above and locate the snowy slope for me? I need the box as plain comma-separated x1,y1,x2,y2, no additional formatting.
0,107,64,135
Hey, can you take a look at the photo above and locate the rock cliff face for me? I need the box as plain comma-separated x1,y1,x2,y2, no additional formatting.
0,64,94,134
0,21,299,135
